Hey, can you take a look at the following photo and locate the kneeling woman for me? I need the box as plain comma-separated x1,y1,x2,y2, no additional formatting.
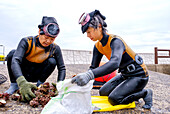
72,10,153,109
5,16,66,101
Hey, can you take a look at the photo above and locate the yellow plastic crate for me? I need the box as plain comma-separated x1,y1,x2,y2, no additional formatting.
0,55,5,61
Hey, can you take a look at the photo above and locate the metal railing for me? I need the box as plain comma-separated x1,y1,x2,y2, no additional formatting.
154,47,170,64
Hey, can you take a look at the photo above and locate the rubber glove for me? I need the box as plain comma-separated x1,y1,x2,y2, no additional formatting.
52,82,59,96
71,70,94,86
16,76,37,101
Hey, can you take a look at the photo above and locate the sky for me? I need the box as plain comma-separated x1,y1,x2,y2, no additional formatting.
0,0,170,56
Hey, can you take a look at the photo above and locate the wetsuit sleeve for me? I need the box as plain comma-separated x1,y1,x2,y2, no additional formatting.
91,38,125,78
89,46,103,70
53,45,66,82
11,38,28,79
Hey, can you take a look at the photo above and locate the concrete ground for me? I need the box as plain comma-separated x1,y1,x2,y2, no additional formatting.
0,64,169,114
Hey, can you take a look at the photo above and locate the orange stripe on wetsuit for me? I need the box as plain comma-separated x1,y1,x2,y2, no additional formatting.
25,36,53,63
95,34,148,77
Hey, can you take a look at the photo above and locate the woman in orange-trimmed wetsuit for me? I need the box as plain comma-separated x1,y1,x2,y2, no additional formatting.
72,10,153,109
5,16,66,101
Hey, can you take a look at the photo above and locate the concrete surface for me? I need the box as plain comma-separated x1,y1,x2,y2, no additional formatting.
0,64,170,114
147,64,170,75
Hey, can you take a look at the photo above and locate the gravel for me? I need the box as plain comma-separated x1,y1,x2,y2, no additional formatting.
0,64,169,114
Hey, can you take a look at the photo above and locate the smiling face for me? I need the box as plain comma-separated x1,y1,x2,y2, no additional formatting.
38,30,55,47
86,26,103,41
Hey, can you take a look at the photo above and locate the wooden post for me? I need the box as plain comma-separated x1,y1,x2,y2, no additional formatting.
155,47,158,64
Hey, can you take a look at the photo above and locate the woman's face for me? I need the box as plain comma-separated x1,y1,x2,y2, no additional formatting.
39,34,55,47
38,29,55,47
86,26,103,41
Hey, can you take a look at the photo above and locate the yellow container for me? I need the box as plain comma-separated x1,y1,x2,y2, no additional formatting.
0,55,5,61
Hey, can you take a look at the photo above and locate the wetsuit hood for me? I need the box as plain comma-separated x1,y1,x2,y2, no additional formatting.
39,16,58,27
80,10,107,34
38,16,60,38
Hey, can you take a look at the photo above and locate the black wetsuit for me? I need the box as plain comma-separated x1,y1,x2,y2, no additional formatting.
89,33,149,105
7,35,66,83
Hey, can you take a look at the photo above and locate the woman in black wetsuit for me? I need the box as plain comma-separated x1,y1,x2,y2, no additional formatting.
72,10,153,109
5,16,66,101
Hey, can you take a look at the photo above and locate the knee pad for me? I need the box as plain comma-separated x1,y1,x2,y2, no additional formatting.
99,87,109,96
47,58,56,66
6,50,15,61
108,94,120,105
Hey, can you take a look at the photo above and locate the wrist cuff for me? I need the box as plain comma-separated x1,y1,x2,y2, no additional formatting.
16,76,27,86
88,70,95,79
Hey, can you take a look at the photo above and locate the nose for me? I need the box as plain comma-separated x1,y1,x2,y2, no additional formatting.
46,38,51,44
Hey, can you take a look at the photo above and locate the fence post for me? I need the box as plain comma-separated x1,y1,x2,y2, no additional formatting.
155,47,158,64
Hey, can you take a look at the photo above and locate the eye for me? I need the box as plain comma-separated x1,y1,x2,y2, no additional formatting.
45,36,49,39
87,31,90,34
51,38,55,41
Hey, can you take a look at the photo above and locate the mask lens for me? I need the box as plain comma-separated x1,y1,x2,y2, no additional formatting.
44,23,60,37
78,13,90,26
47,24,59,35
79,13,87,24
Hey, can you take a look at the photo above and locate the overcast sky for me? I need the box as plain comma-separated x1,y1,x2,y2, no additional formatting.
0,0,170,56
